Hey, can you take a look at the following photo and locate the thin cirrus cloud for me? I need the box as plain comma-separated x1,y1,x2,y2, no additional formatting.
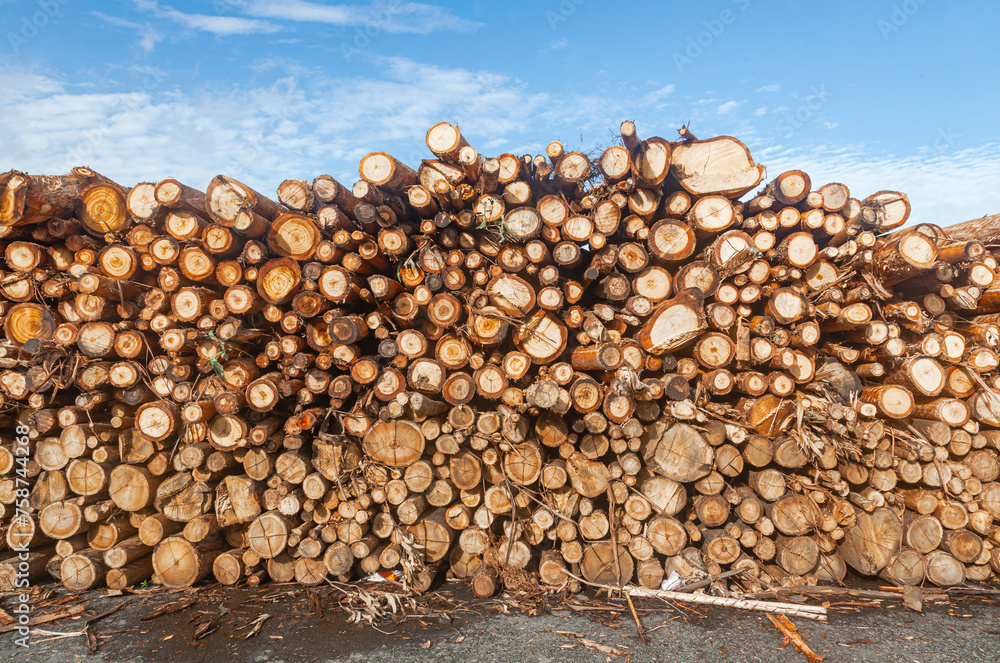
91,11,164,51
641,84,675,107
129,0,481,37
159,8,281,36
130,0,281,36
241,0,483,34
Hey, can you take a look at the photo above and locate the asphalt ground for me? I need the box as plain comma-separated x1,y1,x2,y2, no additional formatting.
2,580,999,662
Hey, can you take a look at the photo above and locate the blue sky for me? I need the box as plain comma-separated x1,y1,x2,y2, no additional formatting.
2,0,999,224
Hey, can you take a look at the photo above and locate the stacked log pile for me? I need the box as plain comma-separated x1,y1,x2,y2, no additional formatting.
1,121,999,598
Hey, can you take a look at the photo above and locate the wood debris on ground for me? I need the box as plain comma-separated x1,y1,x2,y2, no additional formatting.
767,613,825,663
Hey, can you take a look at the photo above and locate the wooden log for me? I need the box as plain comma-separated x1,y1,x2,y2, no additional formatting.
61,548,108,590
276,179,315,212
359,152,418,191
566,453,610,498
840,507,902,576
256,258,301,305
860,385,914,419
636,289,706,355
874,230,937,286
941,529,983,564
79,181,130,235
669,136,764,198
268,213,321,261
0,171,84,226
109,465,162,512
39,500,90,540
631,138,672,186
581,541,634,585
766,288,809,325
774,535,819,576
924,550,966,587
106,556,154,590
886,356,945,397
152,535,225,588
138,514,183,547
154,472,213,522
88,517,137,551
471,564,498,598
514,310,567,364
362,420,425,467
104,535,153,569
408,508,453,564
4,302,56,346
695,495,730,528
865,191,911,230
770,170,811,206
641,422,713,483
205,175,277,235
0,546,55,590
648,220,696,262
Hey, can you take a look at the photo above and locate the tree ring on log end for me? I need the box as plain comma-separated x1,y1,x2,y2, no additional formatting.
363,420,426,467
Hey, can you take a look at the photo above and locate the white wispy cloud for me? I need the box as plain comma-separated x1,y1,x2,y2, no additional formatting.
641,84,676,106
130,1,281,36
140,31,163,52
756,84,780,92
159,8,281,35
242,0,482,34
92,11,142,30
92,11,163,52
717,100,742,114
248,57,316,75
119,1,479,47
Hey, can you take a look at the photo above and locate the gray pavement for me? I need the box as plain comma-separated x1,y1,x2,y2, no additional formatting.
3,582,999,662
